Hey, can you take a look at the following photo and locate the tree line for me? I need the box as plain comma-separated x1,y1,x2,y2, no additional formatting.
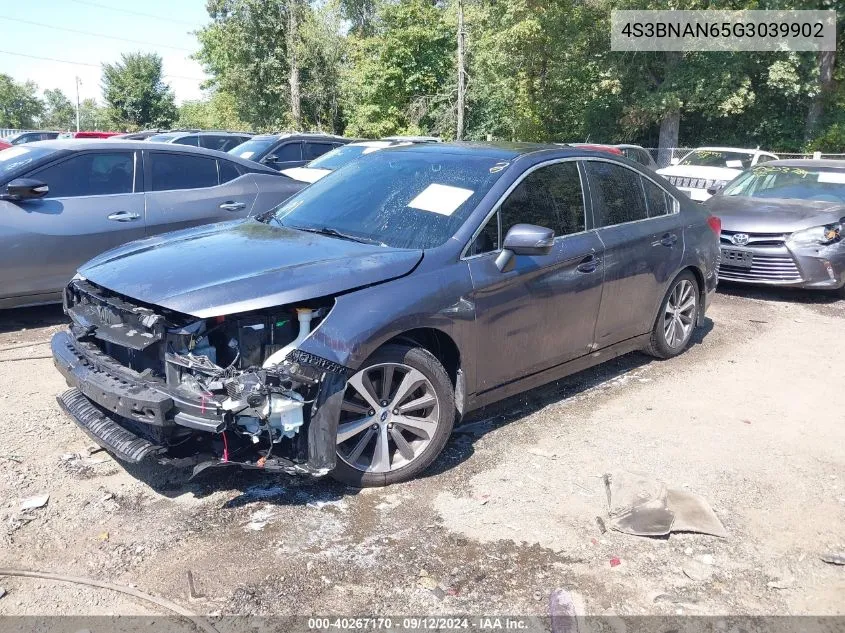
1,0,842,153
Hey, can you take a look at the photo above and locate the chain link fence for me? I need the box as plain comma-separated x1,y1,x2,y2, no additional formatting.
0,128,40,139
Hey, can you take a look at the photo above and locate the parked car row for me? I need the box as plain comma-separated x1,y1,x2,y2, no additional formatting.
3,127,839,490
560,142,845,295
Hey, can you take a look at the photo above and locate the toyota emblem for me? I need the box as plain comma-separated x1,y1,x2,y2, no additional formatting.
731,233,749,246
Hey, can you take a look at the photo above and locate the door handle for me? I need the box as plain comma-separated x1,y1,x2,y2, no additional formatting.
107,211,141,222
656,232,678,247
576,254,600,273
220,201,246,211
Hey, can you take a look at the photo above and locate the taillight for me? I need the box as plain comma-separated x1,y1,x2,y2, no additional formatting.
707,215,721,235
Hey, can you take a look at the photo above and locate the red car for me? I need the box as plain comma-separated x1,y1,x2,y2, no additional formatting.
568,143,624,155
59,131,121,139
0,140,11,151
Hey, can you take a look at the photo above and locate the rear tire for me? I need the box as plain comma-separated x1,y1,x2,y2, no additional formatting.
645,271,699,359
330,344,455,488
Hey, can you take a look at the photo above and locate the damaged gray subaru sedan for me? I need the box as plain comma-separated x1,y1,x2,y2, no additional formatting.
52,143,720,487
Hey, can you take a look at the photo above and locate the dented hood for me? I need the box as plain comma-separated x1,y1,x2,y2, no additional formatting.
79,220,423,318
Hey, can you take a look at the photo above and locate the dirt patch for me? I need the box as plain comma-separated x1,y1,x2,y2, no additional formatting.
0,293,842,617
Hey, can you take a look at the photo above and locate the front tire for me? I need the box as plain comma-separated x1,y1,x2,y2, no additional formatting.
645,271,699,359
330,344,455,487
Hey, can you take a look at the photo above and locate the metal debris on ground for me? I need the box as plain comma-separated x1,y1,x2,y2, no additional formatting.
20,494,50,511
603,471,727,538
821,552,845,565
186,570,206,601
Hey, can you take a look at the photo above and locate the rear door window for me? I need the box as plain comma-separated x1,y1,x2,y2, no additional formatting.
642,177,672,217
149,152,219,191
173,135,200,147
499,161,586,239
303,142,334,161
32,151,135,198
200,135,248,152
585,161,648,227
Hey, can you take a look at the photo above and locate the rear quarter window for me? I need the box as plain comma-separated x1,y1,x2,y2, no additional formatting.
219,160,243,183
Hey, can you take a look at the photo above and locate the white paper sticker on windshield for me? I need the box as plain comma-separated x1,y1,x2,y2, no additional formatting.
817,171,845,184
725,160,744,168
239,151,255,159
407,184,474,216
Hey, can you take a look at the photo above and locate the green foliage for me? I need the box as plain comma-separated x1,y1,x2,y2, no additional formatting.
186,0,841,152
102,52,177,130
0,74,44,129
78,99,110,131
177,91,251,130
195,0,295,131
342,0,454,138
40,88,75,131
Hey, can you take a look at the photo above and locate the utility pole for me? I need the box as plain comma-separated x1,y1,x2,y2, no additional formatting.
456,0,466,141
288,1,302,130
75,76,81,133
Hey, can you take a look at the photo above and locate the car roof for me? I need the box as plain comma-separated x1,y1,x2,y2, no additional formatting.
163,130,252,137
760,159,845,169
381,135,442,143
22,139,278,171
386,141,608,161
250,132,350,142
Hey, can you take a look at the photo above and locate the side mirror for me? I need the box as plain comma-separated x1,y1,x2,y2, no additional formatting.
263,154,279,164
706,184,722,196
495,223,555,272
670,157,680,166
1,178,49,201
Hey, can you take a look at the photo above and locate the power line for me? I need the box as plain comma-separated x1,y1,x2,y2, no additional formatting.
0,49,99,68
68,0,198,27
0,49,206,82
0,15,193,52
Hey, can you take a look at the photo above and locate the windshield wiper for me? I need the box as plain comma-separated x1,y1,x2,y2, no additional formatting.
289,225,386,247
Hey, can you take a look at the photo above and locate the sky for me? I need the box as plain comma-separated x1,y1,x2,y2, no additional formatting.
0,0,211,105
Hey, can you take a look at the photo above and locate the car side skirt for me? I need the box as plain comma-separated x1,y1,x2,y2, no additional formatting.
466,332,651,411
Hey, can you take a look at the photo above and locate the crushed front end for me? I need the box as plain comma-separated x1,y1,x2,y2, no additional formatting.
52,278,347,477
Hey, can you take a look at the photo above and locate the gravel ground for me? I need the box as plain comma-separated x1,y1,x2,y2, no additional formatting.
0,286,842,619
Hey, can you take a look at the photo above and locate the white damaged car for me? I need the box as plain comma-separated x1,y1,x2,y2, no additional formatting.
657,147,779,202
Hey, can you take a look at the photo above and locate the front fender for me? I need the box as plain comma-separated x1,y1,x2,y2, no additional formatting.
298,261,477,383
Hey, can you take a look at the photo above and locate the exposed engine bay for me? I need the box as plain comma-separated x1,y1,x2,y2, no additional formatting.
53,278,348,476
